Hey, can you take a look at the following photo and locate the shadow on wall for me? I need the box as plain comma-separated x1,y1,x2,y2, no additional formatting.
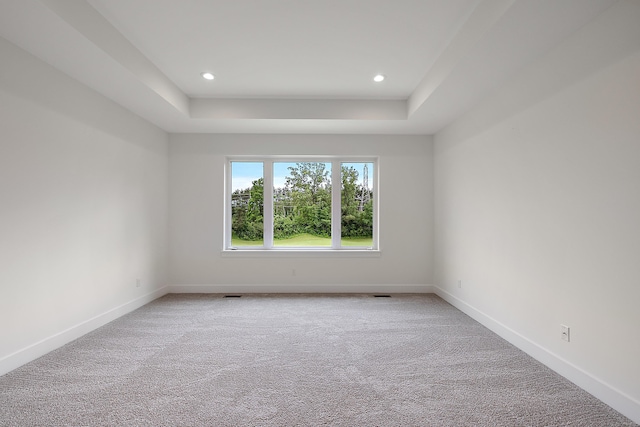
437,1,640,148
0,37,165,149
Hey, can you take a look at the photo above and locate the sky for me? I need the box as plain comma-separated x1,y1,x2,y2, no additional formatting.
231,162,373,191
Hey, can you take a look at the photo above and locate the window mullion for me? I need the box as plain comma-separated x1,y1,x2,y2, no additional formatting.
331,160,341,249
263,160,274,249
372,159,378,250
225,159,232,249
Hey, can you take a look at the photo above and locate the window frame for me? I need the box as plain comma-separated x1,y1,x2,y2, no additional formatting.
224,156,379,256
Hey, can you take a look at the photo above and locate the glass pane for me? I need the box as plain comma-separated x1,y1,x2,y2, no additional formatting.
231,162,263,246
273,162,332,247
341,162,374,247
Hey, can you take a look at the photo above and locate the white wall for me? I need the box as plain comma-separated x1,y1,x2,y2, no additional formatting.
433,1,640,422
169,134,433,292
0,37,169,374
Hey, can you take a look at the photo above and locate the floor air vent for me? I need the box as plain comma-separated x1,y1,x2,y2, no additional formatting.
224,295,242,298
373,295,391,298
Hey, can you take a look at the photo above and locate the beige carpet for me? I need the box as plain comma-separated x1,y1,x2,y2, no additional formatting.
0,294,635,426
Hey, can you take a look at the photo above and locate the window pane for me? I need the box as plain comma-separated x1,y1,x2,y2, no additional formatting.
273,162,332,247
231,162,263,246
341,162,374,247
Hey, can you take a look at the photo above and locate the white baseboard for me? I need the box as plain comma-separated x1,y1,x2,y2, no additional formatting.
0,286,169,377
432,286,640,425
7,284,635,423
168,284,435,294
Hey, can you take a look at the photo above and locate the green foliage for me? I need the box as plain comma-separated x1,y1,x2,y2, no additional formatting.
285,162,331,205
273,214,298,239
340,164,373,238
231,177,263,241
284,162,331,237
247,178,264,223
341,199,373,238
232,162,374,243
341,165,359,218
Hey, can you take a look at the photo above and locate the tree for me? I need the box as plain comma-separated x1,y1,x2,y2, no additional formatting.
285,162,330,204
233,162,374,242
231,178,263,241
341,165,359,218
340,165,373,238
247,178,264,223
284,162,331,236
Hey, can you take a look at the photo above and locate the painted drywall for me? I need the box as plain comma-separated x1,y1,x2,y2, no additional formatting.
169,134,433,292
433,1,640,421
0,37,169,373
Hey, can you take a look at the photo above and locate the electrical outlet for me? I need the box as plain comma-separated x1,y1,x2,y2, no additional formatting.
136,279,141,288
457,280,462,289
561,324,570,342
291,269,296,277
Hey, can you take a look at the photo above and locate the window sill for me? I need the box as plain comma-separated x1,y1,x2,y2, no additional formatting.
221,249,381,258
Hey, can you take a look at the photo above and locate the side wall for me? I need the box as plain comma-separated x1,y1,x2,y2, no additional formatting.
433,1,640,422
169,134,433,293
0,37,169,375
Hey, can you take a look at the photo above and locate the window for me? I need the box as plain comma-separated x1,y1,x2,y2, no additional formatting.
225,157,378,252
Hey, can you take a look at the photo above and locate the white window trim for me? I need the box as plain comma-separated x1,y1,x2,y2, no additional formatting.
223,156,380,256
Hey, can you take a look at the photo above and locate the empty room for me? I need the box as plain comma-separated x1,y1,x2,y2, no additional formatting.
1,0,639,425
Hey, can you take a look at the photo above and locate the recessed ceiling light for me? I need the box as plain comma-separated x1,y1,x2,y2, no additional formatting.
201,72,215,81
373,74,385,83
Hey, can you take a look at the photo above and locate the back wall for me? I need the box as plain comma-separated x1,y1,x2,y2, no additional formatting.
168,134,433,293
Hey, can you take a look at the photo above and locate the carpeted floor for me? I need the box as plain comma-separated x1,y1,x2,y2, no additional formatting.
0,294,635,426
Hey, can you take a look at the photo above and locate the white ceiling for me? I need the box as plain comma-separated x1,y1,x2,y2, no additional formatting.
0,0,619,134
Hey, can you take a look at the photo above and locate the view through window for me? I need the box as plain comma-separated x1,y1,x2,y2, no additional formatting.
228,159,376,249
340,162,374,248
230,162,264,247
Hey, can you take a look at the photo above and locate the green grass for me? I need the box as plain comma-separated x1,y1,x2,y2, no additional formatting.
339,236,374,247
232,233,372,248
273,234,331,247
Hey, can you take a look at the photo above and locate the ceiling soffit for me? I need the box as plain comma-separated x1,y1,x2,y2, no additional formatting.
38,0,510,121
